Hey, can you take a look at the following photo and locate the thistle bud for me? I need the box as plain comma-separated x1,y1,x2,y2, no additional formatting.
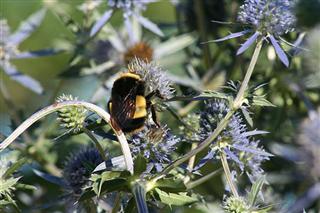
223,196,250,213
56,94,87,133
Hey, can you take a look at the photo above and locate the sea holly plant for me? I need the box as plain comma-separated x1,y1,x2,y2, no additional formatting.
0,9,61,94
1,0,314,212
211,0,297,67
1,15,269,213
90,0,163,37
33,147,106,212
197,100,272,183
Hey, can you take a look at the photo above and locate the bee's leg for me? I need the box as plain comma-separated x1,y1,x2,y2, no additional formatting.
146,90,163,128
150,104,161,128
146,89,164,100
146,91,156,100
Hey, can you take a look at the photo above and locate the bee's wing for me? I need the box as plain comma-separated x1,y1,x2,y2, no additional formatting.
111,86,137,127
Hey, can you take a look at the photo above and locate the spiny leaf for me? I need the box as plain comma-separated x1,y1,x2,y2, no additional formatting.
155,188,198,207
155,177,186,192
3,157,27,179
0,177,20,194
91,171,122,196
79,178,127,201
252,96,276,107
241,107,253,127
248,176,266,207
16,183,37,191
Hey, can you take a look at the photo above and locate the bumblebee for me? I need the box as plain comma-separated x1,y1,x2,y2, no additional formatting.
108,72,160,133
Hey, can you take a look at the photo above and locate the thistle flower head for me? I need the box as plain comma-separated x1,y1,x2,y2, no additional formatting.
199,100,271,181
212,0,297,67
238,0,296,36
56,94,88,134
90,0,162,38
128,58,175,99
108,0,156,16
131,124,180,172
124,42,153,65
63,147,103,194
298,109,320,178
223,196,250,213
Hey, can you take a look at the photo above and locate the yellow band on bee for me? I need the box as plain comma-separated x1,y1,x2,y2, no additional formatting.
136,95,146,108
133,108,147,118
133,95,147,118
120,72,141,80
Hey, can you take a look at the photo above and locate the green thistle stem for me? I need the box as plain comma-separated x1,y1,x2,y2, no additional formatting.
186,168,222,189
153,39,263,182
233,39,263,108
83,127,107,161
184,142,198,184
220,152,239,197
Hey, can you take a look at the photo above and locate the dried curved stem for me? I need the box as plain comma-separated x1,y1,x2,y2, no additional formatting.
220,152,239,197
0,101,134,174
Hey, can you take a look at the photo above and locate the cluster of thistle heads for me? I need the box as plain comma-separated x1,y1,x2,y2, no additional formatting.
52,0,299,200
45,0,295,196
198,101,272,182
4,0,320,212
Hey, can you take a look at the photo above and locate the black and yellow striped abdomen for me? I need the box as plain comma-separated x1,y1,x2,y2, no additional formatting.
108,72,148,133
